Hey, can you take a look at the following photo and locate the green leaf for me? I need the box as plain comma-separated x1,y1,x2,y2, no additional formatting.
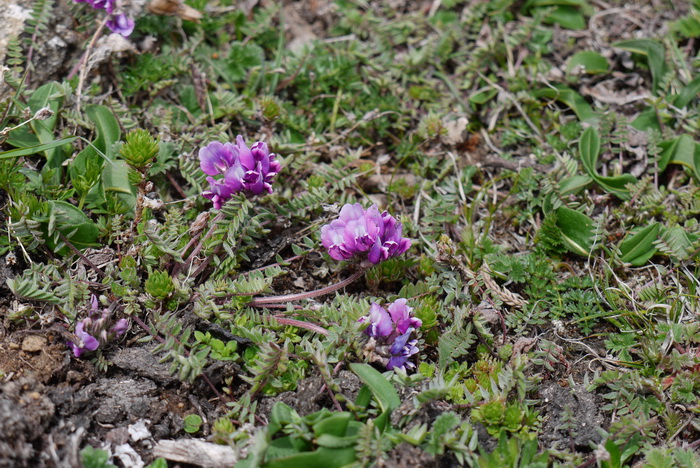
578,126,637,199
45,201,100,255
658,135,700,179
619,223,661,266
534,84,596,121
183,414,203,433
566,51,609,75
0,137,77,159
579,126,600,173
544,5,586,29
559,174,592,195
675,75,700,108
145,459,168,468
263,447,356,468
613,39,669,94
469,87,498,105
312,413,352,438
80,446,117,468
523,0,588,29
555,206,595,256
86,105,121,160
349,363,400,413
631,107,660,132
101,160,137,211
226,42,265,82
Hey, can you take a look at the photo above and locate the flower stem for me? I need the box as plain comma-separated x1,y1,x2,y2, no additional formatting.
172,210,226,277
249,268,366,306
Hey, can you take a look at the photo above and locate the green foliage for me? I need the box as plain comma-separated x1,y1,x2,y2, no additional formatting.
145,270,175,299
80,446,116,468
120,129,159,170
183,413,203,434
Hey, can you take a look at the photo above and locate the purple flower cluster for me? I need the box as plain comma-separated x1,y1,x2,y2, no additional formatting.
74,0,135,37
68,295,129,358
321,203,411,265
199,136,281,209
358,299,422,371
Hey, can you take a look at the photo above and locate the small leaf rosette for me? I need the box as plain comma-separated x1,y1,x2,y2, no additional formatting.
199,136,281,209
321,203,411,264
358,298,422,371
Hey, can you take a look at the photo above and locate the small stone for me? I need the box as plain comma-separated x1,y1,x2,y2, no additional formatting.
21,336,46,353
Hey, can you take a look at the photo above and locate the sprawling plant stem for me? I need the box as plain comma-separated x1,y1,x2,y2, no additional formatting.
249,267,367,306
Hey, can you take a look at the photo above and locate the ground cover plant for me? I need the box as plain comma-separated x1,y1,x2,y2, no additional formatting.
0,0,699,466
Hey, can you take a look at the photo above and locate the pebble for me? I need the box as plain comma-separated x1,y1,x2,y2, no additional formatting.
21,336,46,353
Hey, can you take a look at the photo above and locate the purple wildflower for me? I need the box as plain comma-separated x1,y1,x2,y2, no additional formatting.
388,299,422,334
198,136,281,208
358,299,422,371
67,295,129,358
111,319,129,336
67,321,100,357
106,13,135,37
387,329,419,371
358,303,394,338
321,203,411,264
74,0,115,13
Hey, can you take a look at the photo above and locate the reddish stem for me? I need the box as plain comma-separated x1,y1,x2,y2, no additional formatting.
249,268,366,306
273,316,328,335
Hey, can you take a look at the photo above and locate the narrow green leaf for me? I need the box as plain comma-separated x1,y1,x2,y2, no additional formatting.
0,137,77,159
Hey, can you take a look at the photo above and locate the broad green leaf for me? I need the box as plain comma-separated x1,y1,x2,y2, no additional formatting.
613,39,668,94
559,174,592,195
658,135,700,181
534,84,596,121
578,126,637,199
555,206,595,256
566,51,609,74
312,413,352,438
263,447,356,468
619,223,660,266
0,137,77,159
45,201,100,255
631,107,660,132
523,0,587,29
86,105,121,160
349,363,400,413
314,434,358,449
28,82,66,167
543,5,586,29
101,160,137,211
578,126,600,173
675,75,700,108
595,174,638,199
